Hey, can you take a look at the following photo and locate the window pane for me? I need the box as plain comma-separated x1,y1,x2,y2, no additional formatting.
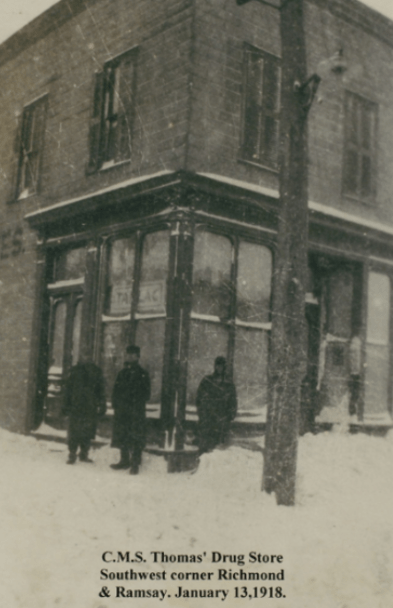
263,60,278,112
192,231,232,318
137,231,170,314
237,242,272,323
367,273,390,344
364,273,390,417
346,98,358,145
343,149,359,195
135,319,166,404
262,115,278,162
107,237,135,315
51,301,67,370
101,322,130,402
187,321,229,405
54,247,87,281
327,268,353,339
361,155,372,197
234,328,269,413
362,105,372,149
344,93,377,200
71,300,83,366
364,344,389,416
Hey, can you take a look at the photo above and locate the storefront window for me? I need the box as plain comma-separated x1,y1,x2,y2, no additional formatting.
234,327,269,412
102,230,170,409
237,242,271,323
187,322,229,404
364,272,391,416
101,321,131,401
192,231,232,319
106,237,135,315
137,231,170,315
54,247,87,281
187,231,272,416
135,319,166,404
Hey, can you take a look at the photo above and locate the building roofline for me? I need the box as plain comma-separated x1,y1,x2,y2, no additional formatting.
0,0,392,68
0,0,98,68
312,0,393,48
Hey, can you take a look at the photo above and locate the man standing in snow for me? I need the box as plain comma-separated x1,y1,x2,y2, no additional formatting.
62,357,106,464
196,356,237,455
110,345,151,474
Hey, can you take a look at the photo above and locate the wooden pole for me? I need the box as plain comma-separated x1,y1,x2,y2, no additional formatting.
262,0,310,506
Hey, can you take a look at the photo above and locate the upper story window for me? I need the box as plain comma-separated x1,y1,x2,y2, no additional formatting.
343,92,377,202
240,44,280,169
87,47,138,173
16,95,48,199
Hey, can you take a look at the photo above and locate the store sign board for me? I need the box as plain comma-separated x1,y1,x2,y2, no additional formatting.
110,285,132,314
138,280,166,314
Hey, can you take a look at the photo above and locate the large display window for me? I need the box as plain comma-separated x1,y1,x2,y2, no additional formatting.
364,272,391,418
187,228,272,417
101,230,170,413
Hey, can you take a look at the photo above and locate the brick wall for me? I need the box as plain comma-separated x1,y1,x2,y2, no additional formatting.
0,0,194,431
305,0,393,224
0,0,392,431
187,0,393,227
187,0,280,193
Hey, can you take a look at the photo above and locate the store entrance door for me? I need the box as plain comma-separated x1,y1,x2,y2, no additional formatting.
45,292,83,421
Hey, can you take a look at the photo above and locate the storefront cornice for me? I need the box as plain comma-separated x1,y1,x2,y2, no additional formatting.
23,169,393,251
194,172,393,246
309,200,393,247
24,171,180,229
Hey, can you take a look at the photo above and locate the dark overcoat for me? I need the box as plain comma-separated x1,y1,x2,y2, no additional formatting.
111,363,151,449
196,374,237,452
62,362,106,441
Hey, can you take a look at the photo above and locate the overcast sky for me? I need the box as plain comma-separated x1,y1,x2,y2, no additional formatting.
0,0,392,45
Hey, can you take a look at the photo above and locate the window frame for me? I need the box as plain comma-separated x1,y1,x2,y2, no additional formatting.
364,267,393,420
342,90,378,203
240,43,281,170
187,224,274,415
87,47,138,174
15,94,48,200
98,225,172,414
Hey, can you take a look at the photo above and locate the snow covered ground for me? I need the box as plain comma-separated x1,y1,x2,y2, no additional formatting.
1,424,392,608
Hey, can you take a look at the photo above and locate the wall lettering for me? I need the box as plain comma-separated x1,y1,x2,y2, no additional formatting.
0,226,24,260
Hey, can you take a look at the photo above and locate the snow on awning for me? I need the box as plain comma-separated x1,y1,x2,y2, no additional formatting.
23,168,393,243
24,171,178,227
197,172,393,240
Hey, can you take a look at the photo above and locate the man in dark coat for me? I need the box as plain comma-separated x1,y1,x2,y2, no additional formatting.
196,356,237,455
110,345,151,474
62,358,106,464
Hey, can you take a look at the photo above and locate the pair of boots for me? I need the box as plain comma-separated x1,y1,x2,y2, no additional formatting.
110,449,140,474
67,450,93,464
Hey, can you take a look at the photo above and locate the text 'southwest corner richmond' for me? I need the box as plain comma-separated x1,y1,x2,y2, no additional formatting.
1,0,393,462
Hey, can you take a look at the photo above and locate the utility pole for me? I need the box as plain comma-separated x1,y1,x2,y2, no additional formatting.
237,0,319,505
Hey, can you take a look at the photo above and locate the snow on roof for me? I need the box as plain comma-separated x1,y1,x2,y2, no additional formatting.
198,172,393,238
24,169,393,241
309,200,393,238
197,172,280,200
24,170,175,220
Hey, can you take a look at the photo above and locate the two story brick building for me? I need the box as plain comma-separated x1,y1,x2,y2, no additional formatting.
0,0,392,449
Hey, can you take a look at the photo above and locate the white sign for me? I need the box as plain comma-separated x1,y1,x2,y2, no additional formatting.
138,280,166,314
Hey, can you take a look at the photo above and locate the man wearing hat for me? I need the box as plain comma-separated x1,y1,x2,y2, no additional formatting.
110,345,151,474
62,356,106,464
196,356,237,455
